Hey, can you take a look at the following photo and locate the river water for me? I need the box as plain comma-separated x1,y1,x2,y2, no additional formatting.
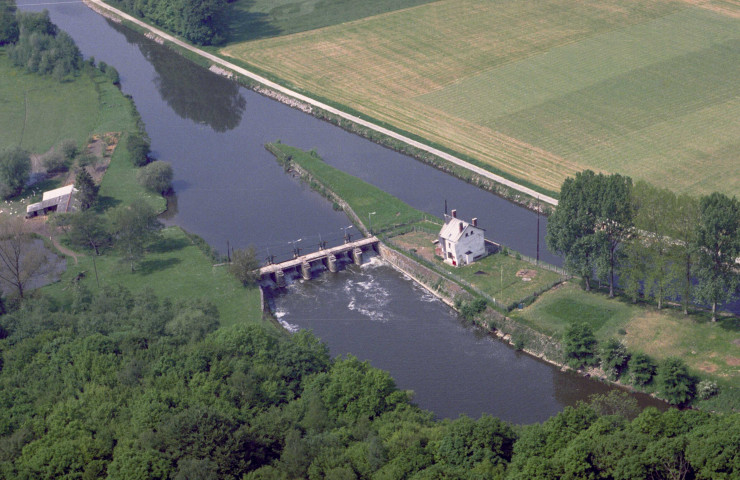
22,1,669,422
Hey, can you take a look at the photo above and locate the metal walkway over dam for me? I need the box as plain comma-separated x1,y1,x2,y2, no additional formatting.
259,237,379,287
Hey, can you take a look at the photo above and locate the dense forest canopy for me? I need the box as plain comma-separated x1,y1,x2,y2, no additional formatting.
1,286,739,479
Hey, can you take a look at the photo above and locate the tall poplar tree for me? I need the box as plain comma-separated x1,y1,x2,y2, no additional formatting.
694,192,739,321
671,193,700,315
624,182,680,308
597,173,633,297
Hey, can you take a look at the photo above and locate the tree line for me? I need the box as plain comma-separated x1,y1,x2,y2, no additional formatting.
107,0,237,46
3,8,82,81
547,170,739,321
0,285,738,479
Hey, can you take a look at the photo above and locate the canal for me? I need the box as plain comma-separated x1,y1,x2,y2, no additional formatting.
22,1,668,422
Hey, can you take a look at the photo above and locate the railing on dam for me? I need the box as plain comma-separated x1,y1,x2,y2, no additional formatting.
259,236,379,285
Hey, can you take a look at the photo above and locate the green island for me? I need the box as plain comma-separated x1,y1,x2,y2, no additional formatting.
0,3,738,479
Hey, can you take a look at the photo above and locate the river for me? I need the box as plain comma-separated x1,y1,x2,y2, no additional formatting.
20,1,669,422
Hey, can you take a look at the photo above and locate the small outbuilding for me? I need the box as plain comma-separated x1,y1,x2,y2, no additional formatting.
436,209,486,266
26,184,78,218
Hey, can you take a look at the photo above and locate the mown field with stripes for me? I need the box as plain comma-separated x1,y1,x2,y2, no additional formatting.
223,0,740,196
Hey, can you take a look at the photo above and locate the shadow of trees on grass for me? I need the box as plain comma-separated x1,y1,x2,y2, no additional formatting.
136,257,181,276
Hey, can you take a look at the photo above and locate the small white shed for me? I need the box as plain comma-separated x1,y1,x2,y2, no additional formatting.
26,184,78,217
437,210,486,266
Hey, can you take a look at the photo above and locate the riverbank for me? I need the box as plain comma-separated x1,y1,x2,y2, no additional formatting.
83,0,558,212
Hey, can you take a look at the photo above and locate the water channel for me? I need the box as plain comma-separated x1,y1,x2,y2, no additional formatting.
23,1,669,422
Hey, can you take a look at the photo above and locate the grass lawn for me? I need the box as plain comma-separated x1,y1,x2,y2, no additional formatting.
0,52,102,154
97,134,165,213
511,282,740,390
267,143,426,232
44,227,262,327
223,0,740,197
389,230,563,308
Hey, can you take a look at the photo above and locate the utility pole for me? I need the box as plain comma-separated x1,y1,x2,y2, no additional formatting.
318,233,326,250
291,239,302,258
500,265,503,293
368,212,376,235
536,196,540,265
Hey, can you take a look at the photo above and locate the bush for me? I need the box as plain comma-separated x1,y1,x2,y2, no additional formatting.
657,357,696,405
628,352,656,386
563,323,598,369
228,247,260,286
106,66,119,84
696,380,719,400
126,133,151,167
0,147,31,199
459,298,487,321
600,338,630,380
59,139,78,161
137,161,173,195
42,150,69,174
0,3,19,46
77,152,99,168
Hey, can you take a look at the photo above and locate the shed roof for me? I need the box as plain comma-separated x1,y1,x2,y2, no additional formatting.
42,184,76,201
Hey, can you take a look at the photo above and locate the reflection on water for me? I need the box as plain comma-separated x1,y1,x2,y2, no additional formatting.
159,191,179,221
110,21,246,133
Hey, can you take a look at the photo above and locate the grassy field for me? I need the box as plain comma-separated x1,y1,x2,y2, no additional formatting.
267,143,427,232
0,53,101,154
223,0,740,197
511,282,740,387
44,227,262,327
97,135,165,213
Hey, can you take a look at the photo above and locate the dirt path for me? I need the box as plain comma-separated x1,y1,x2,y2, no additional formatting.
50,236,81,265
25,217,81,265
85,0,558,207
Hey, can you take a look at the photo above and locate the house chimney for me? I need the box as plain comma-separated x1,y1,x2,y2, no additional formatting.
451,209,457,218
459,222,464,232
472,217,478,227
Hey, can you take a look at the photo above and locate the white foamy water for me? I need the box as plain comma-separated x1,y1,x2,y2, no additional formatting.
274,307,300,333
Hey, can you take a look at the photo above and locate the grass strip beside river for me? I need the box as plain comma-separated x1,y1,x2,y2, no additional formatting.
266,142,427,233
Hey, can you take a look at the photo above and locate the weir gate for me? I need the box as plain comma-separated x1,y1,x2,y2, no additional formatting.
259,236,379,287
